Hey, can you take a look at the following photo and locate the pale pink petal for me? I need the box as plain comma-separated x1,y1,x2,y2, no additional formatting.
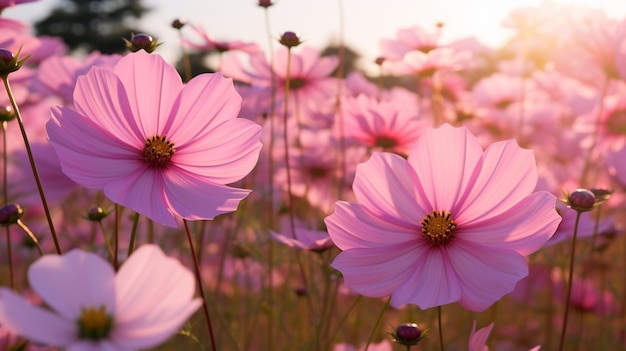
163,72,243,145
173,118,262,184
353,152,428,222
468,321,493,351
113,245,201,349
448,242,528,311
325,202,419,250
102,168,177,227
455,140,538,222
407,124,483,212
163,168,251,221
390,247,462,309
67,340,121,351
0,288,76,346
28,250,116,320
73,66,145,145
332,244,420,297
47,107,142,189
460,192,560,255
113,51,183,136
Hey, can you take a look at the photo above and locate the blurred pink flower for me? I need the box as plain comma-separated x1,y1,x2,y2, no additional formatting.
46,51,262,227
183,23,260,54
0,0,38,11
379,25,441,61
469,321,541,351
325,124,560,311
551,268,617,316
0,244,201,350
270,217,333,252
383,48,472,77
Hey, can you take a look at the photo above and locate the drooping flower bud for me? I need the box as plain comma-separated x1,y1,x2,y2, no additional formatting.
279,31,302,48
391,322,427,347
257,0,274,8
0,203,24,226
124,33,161,53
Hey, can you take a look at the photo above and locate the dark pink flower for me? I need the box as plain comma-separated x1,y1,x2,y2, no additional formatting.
325,124,561,311
0,244,201,350
46,51,262,227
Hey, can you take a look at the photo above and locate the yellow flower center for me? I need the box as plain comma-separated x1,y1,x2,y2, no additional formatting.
143,135,175,169
76,305,113,340
421,210,456,246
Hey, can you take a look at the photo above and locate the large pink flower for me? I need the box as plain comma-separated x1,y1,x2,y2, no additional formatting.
325,124,561,311
46,50,262,227
0,244,202,350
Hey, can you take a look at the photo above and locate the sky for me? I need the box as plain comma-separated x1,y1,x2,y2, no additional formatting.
6,0,626,72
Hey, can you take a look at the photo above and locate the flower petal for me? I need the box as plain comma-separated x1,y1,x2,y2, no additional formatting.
352,152,428,222
163,168,251,221
164,72,243,146
73,65,145,146
113,50,183,136
325,202,420,250
0,288,76,347
102,168,177,227
332,243,419,298
447,242,528,311
113,245,202,349
460,191,560,255
455,140,538,222
390,247,462,309
173,118,262,184
28,249,116,320
47,107,142,189
407,124,483,212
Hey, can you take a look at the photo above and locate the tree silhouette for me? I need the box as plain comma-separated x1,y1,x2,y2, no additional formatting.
34,0,150,54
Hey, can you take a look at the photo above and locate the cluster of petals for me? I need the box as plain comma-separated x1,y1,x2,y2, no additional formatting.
325,124,561,311
383,47,472,76
46,50,262,227
0,244,201,350
182,23,260,54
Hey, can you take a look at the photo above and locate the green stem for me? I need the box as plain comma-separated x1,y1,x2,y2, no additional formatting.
98,220,114,261
438,305,445,351
364,296,391,351
16,219,43,256
558,210,582,351
2,77,61,254
184,219,217,351
2,121,14,289
127,212,140,256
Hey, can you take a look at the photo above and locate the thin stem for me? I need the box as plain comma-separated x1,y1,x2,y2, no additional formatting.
326,290,362,349
580,78,609,187
113,204,120,271
127,212,140,257
364,296,391,351
178,30,192,83
98,220,114,261
437,305,445,351
184,219,217,351
2,77,61,254
2,121,14,289
558,210,583,351
16,219,43,256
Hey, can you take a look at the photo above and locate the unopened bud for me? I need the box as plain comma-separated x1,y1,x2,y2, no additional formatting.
171,18,186,30
279,31,302,48
0,105,14,122
86,206,108,222
566,189,596,212
0,48,14,63
0,47,30,77
391,323,427,347
0,203,23,226
124,33,161,53
257,0,274,8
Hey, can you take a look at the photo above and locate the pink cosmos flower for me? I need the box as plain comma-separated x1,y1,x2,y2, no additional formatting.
379,25,441,61
46,50,262,227
325,124,561,311
382,47,472,77
182,23,260,54
469,321,541,351
0,244,202,350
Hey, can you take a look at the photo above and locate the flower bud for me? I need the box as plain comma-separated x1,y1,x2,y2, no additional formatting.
257,0,274,8
86,206,108,222
0,105,15,122
279,31,302,48
124,33,161,53
0,203,23,226
171,18,186,30
0,47,30,77
375,56,386,66
391,323,427,347
566,189,596,212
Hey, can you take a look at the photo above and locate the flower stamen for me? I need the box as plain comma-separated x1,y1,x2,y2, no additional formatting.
421,210,456,246
76,305,113,340
143,135,175,169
